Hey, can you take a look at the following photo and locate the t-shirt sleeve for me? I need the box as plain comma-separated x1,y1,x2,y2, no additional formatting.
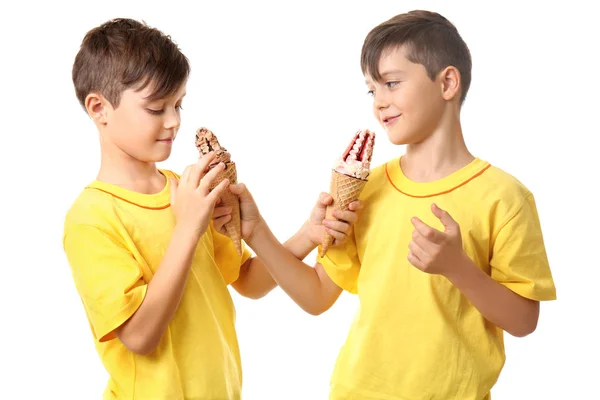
490,193,557,301
316,230,361,294
63,224,147,342
210,223,253,285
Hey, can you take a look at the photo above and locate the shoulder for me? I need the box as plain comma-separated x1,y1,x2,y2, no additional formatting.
369,160,389,181
160,169,180,180
361,159,390,195
474,163,540,229
480,164,534,204
64,169,180,232
63,185,121,237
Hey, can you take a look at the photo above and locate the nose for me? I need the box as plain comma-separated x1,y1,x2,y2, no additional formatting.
373,89,390,111
164,108,181,131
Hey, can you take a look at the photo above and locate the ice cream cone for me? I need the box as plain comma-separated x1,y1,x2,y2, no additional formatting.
320,170,367,257
210,162,242,255
195,127,243,256
319,129,375,258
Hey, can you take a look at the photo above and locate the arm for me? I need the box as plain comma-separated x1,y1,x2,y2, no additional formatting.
408,203,540,337
115,226,202,354
446,255,539,337
284,220,321,260
116,155,229,354
226,185,361,314
247,220,342,315
226,189,360,309
212,205,277,300
228,221,340,305
230,257,276,299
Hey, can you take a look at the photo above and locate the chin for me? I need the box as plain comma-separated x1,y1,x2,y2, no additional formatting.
146,149,172,163
386,131,411,146
156,152,172,162
385,126,427,146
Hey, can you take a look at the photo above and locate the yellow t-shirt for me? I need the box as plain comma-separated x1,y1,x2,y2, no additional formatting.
317,157,556,400
62,169,252,400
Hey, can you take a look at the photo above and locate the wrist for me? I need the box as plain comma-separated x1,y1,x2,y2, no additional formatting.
284,221,317,259
300,220,318,247
173,222,203,247
445,253,478,286
246,217,269,247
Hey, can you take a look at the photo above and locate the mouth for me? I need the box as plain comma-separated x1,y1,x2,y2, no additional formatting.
382,115,401,126
157,138,174,143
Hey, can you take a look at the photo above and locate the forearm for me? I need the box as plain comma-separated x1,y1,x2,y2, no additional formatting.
283,221,317,260
446,255,540,337
232,257,277,299
116,225,199,354
247,221,336,314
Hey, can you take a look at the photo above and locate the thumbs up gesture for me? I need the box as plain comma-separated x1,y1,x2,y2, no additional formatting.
407,203,468,276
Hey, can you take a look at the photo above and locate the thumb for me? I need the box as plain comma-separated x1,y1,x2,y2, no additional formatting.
318,192,333,208
169,178,178,205
229,183,251,201
431,203,457,232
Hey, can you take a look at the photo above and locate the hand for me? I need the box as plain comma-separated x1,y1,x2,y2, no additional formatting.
306,193,362,247
170,152,230,238
407,203,467,276
212,197,232,235
228,183,263,240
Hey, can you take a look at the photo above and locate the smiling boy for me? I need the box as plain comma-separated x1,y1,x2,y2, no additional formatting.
228,10,557,399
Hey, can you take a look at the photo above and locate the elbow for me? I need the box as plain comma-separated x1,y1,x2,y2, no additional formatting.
241,284,277,300
509,319,538,338
128,338,159,356
234,274,278,300
508,312,539,338
124,336,159,356
509,327,535,338
130,340,158,356
117,330,160,356
303,302,330,316
507,298,540,338
244,290,269,300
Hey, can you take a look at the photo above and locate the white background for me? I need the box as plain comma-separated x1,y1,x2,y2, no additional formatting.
1,0,598,399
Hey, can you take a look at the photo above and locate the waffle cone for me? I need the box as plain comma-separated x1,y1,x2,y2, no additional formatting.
320,170,367,258
209,161,242,256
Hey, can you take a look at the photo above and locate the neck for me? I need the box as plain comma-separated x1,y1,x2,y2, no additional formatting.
96,137,163,194
402,108,474,182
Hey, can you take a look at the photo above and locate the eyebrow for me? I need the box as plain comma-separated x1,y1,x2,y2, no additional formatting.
365,70,406,85
380,69,406,77
144,92,187,104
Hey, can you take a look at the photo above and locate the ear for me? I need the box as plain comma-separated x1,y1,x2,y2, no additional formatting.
439,66,461,102
84,92,110,125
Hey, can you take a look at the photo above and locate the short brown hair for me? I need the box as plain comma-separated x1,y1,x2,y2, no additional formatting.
72,18,190,110
361,10,472,103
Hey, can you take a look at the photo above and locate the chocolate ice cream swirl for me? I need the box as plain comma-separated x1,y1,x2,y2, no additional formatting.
195,127,232,166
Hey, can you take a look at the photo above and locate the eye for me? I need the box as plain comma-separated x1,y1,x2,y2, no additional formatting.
366,90,374,97
386,81,400,88
176,105,183,112
147,109,164,115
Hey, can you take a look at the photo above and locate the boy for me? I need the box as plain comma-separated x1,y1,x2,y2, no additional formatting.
232,10,557,400
62,18,360,399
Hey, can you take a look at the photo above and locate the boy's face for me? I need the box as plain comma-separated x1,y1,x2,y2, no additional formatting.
365,47,446,145
99,81,187,163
